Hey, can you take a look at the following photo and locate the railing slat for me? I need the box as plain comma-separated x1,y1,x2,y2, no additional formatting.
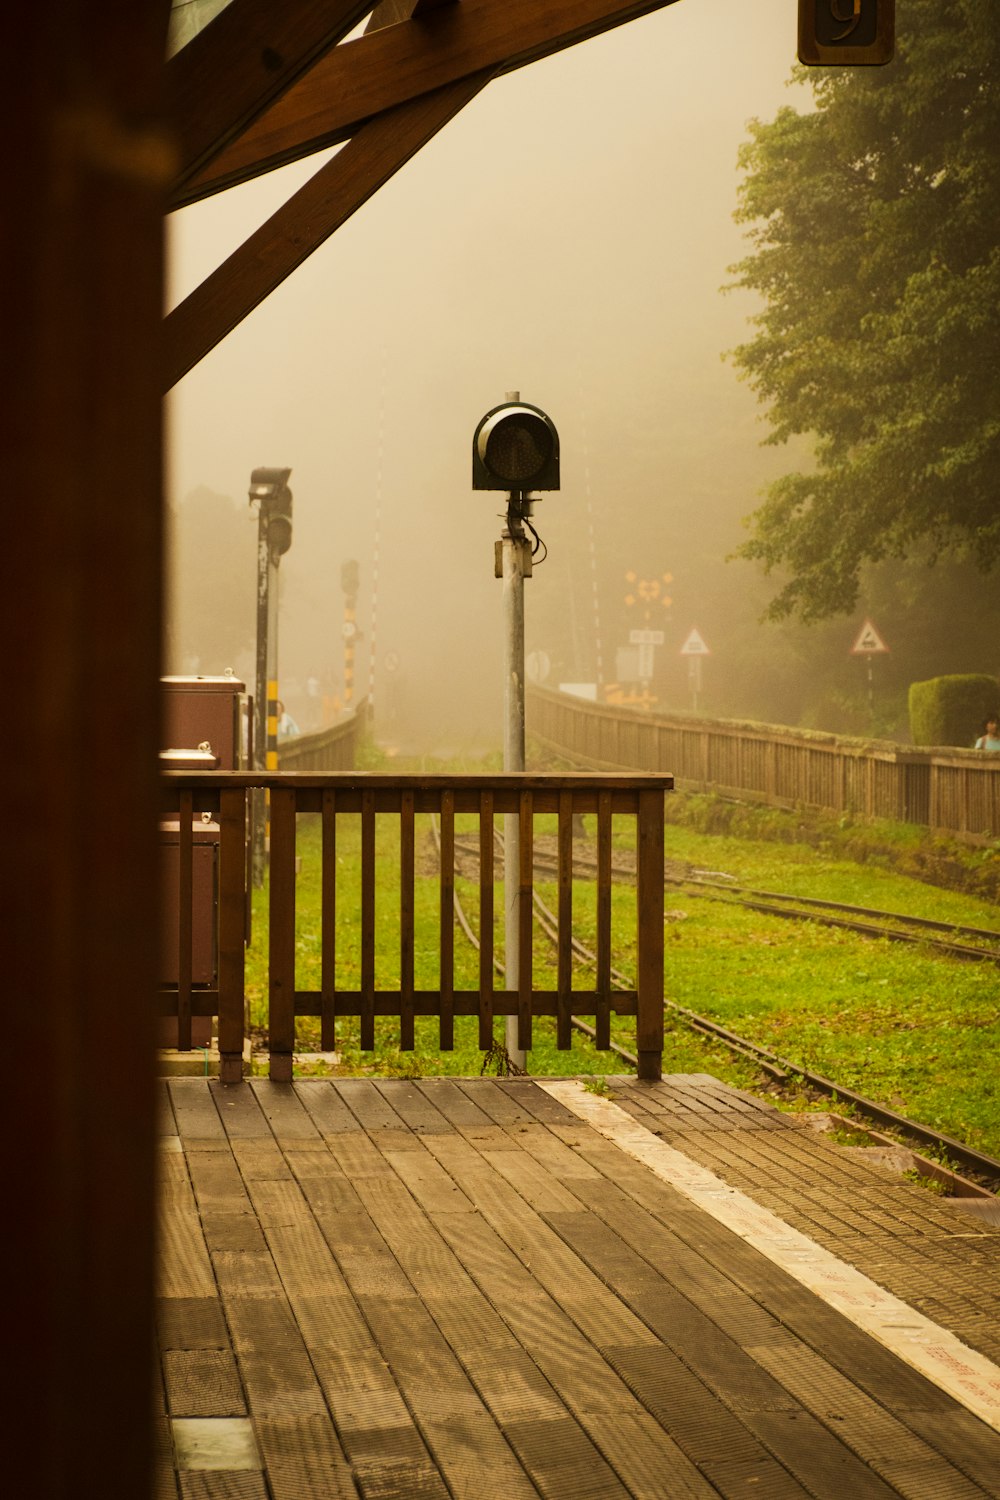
218,787,247,1084
518,791,533,1054
478,791,494,1050
595,790,612,1051
321,788,336,1053
176,790,193,1051
557,790,572,1050
400,790,415,1051
636,787,664,1081
268,785,297,1082
439,791,455,1051
360,788,376,1051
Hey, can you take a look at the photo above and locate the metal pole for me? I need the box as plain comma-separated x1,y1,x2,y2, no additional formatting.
252,512,269,888
502,493,528,1071
266,546,280,784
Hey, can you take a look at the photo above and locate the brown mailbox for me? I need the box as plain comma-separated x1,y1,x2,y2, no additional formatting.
159,676,251,1051
159,744,220,1049
161,672,249,769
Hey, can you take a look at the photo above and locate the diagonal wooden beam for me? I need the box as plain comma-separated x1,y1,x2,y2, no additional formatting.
168,0,375,191
173,0,679,208
162,71,492,392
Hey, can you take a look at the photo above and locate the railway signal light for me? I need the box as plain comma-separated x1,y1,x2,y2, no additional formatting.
472,400,559,493
249,466,293,558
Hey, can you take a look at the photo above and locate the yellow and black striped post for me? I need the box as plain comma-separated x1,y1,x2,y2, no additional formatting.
265,676,279,852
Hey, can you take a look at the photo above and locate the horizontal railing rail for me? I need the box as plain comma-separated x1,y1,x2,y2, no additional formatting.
159,771,672,1084
529,687,1000,839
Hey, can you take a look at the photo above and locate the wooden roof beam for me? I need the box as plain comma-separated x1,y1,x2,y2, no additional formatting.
162,71,492,392
173,0,679,208
168,0,376,191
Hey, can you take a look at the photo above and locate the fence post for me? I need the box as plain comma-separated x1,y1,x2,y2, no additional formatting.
218,787,248,1084
636,787,664,1081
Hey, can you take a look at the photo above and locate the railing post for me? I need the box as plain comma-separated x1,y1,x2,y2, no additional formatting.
636,788,664,1081
268,785,297,1082
218,787,247,1084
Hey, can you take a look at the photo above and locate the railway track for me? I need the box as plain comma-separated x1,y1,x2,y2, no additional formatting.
452,834,1000,964
441,826,1000,1187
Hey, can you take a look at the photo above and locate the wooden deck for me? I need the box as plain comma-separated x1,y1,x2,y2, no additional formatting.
155,1075,1000,1499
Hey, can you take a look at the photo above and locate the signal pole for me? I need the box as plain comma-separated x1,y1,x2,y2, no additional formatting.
501,485,532,1069
472,392,560,1071
249,467,293,889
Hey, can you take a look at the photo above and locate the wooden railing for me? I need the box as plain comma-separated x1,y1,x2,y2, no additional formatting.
529,687,1000,839
276,699,368,772
159,772,672,1084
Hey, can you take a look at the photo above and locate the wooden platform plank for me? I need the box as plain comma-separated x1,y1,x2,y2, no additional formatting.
248,1079,322,1142
209,1081,274,1140
583,1412,721,1500
293,1078,364,1135
253,1414,358,1500
169,1078,227,1141
502,1416,631,1499
452,1077,539,1125
354,1288,557,1500
230,1138,293,1183
178,1475,269,1499
157,1210,218,1300
412,1077,495,1127
163,1349,246,1418
372,1077,454,1133
157,1298,229,1352
335,1077,408,1131
186,1153,255,1218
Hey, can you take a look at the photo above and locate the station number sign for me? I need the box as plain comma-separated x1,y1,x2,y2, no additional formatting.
798,0,894,66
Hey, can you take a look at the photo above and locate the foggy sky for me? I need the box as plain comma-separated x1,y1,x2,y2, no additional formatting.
166,0,810,749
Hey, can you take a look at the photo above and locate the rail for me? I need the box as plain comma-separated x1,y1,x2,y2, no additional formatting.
529,686,1000,839
159,771,672,1084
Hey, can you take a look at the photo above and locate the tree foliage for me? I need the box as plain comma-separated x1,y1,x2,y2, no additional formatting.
728,0,1000,621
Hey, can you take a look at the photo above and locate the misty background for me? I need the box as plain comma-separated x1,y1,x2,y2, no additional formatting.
164,0,995,751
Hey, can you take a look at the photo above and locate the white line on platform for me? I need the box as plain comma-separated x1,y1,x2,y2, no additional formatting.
539,1079,1000,1433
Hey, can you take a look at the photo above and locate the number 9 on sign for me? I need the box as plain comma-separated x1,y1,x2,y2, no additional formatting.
797,0,893,66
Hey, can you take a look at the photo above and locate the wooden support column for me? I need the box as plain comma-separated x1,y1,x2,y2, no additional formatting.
4,5,172,1496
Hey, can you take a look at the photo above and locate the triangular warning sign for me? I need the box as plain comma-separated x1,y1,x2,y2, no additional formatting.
851,619,889,655
680,627,710,656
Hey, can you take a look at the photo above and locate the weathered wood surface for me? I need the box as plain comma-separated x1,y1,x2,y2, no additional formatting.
155,1076,1000,1498
159,772,672,1082
529,685,1000,840
174,0,683,206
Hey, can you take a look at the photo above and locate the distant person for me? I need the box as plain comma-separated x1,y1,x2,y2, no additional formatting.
974,716,1000,750
276,701,300,739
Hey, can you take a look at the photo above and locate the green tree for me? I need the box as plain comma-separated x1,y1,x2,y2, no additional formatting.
728,0,1000,622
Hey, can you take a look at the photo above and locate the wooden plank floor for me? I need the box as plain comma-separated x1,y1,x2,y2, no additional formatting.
154,1076,1000,1499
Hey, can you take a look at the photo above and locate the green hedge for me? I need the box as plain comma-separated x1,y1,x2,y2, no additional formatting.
908,674,999,747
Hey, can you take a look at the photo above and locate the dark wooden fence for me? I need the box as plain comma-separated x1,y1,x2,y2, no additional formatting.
160,771,672,1084
529,686,1000,839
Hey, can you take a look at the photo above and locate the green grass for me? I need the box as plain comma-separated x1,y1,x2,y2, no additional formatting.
244,769,1000,1157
